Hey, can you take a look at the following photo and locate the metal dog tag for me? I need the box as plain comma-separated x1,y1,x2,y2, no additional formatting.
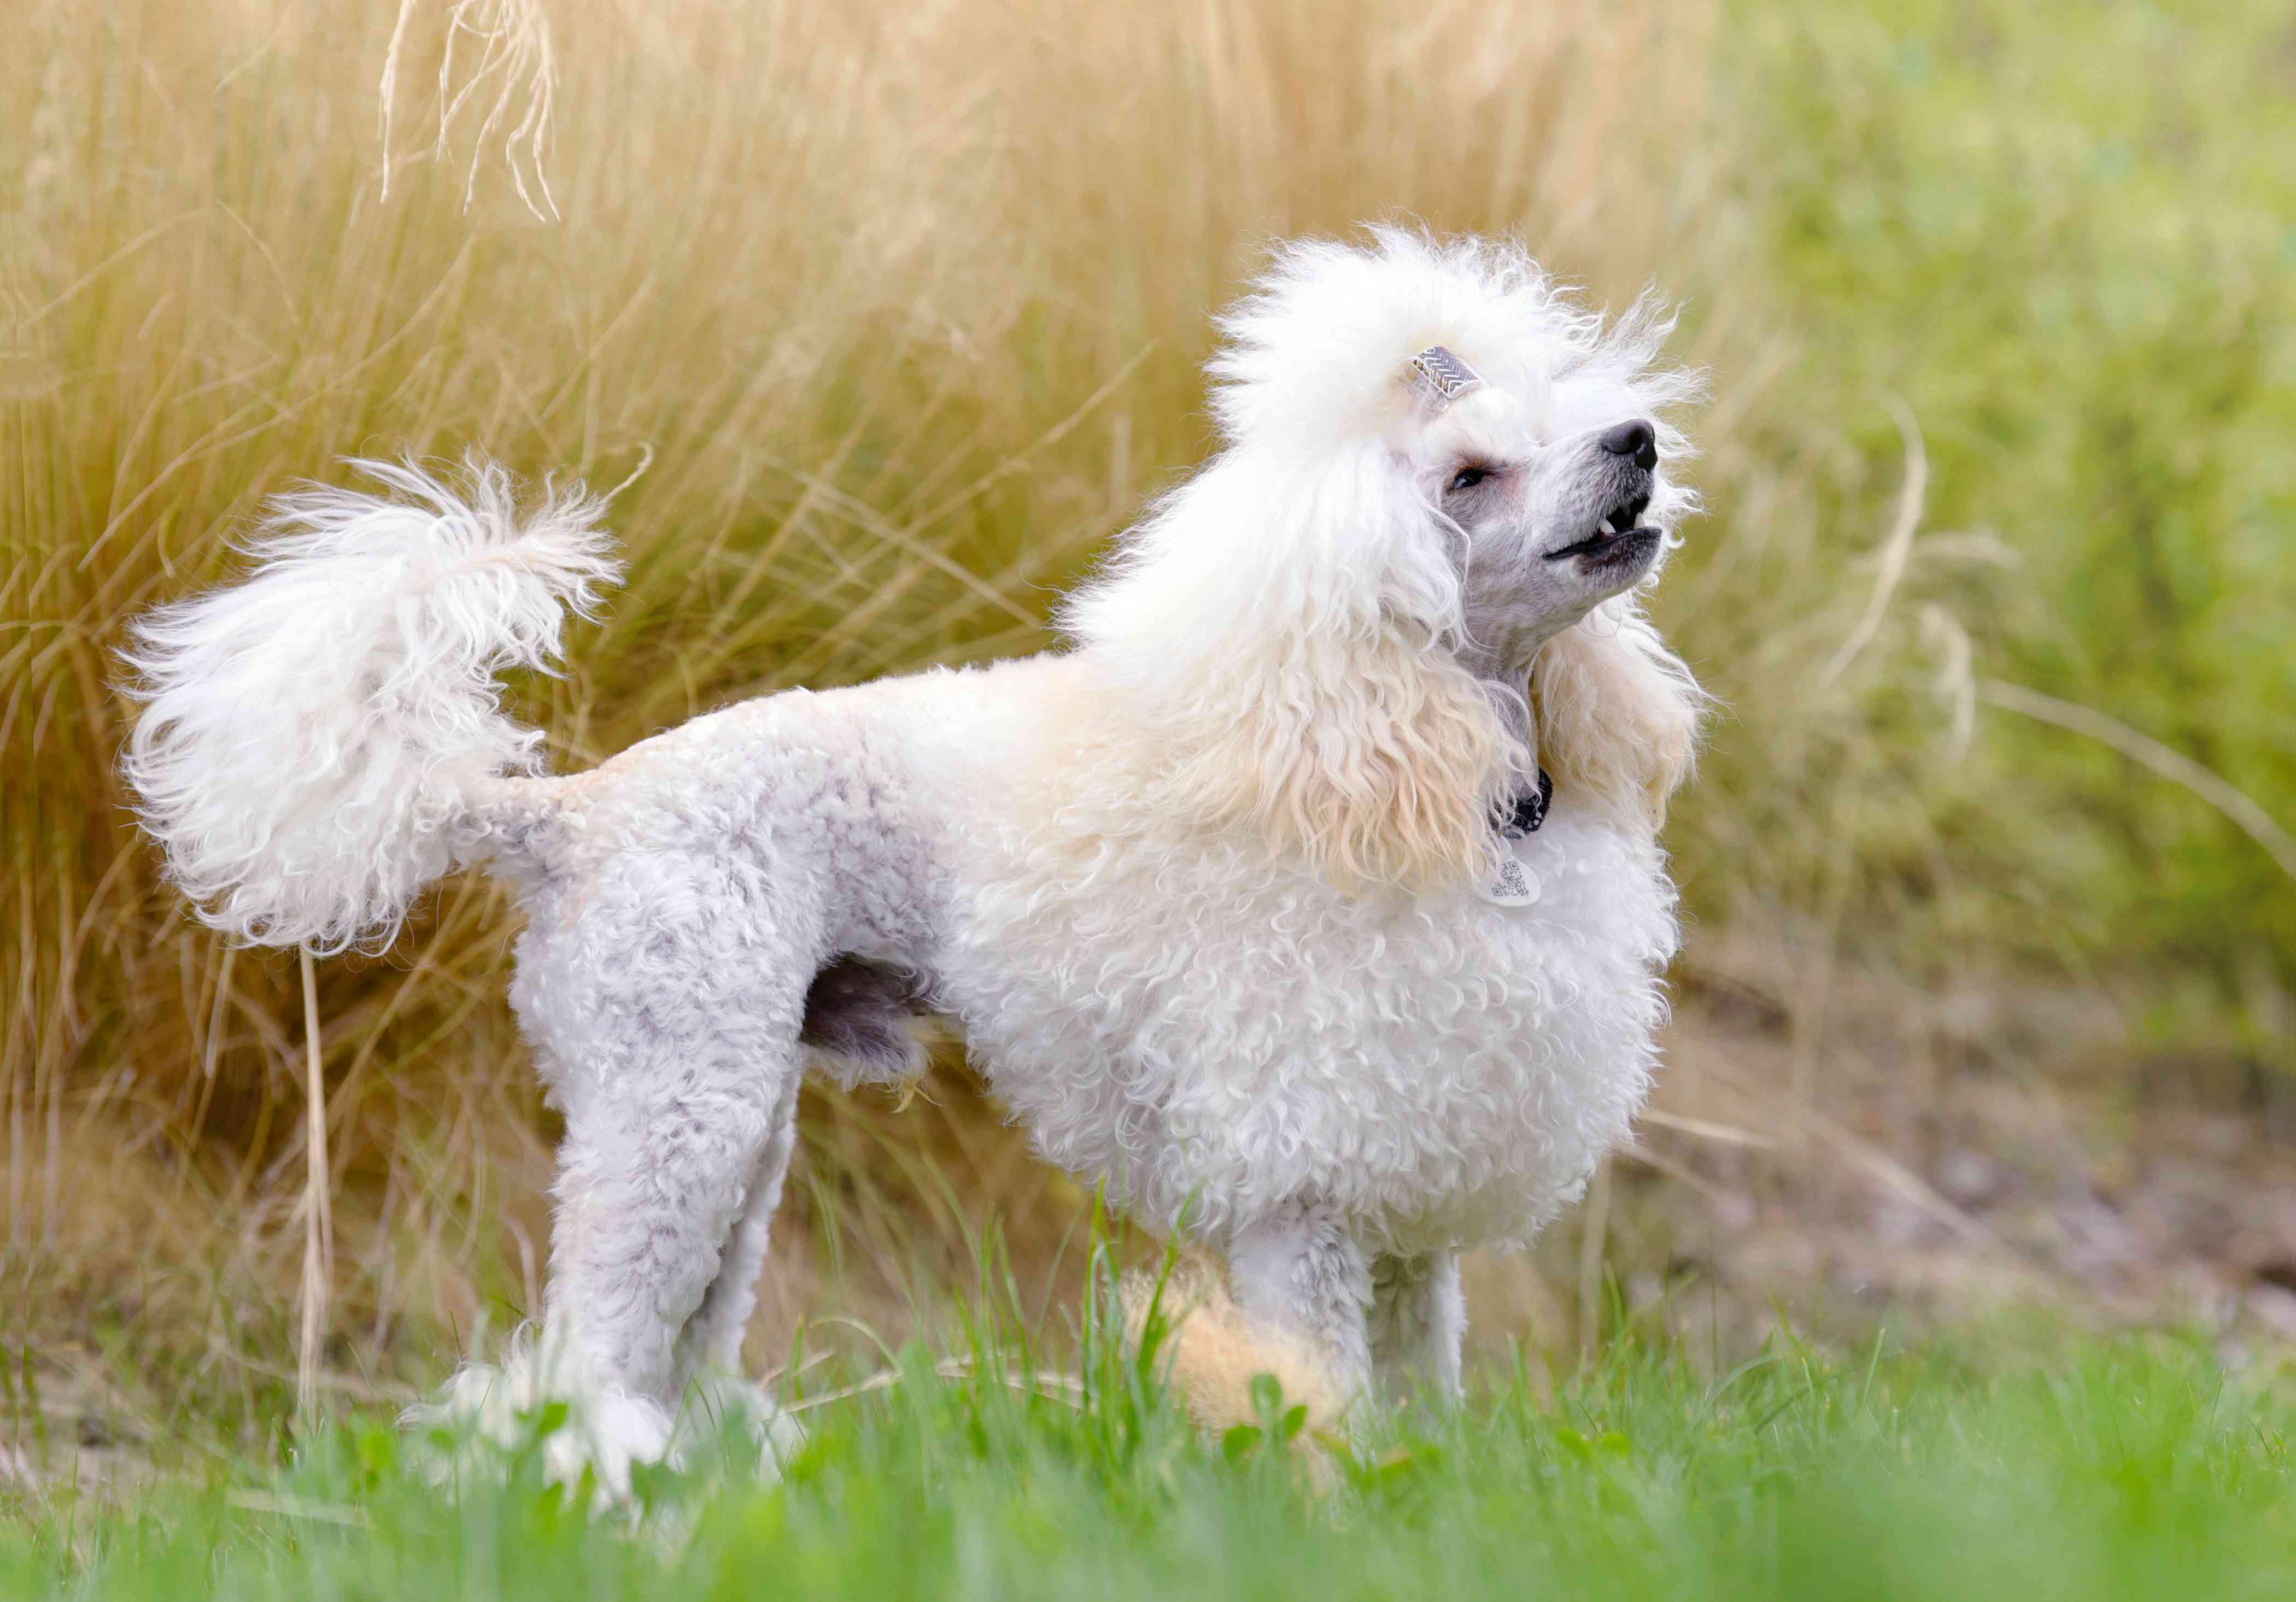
1479,851,1542,907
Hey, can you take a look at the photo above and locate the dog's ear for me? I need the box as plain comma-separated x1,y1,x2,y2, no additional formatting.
1064,443,1515,892
1530,602,1705,835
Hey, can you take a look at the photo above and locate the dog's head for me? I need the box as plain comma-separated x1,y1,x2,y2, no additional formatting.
1065,228,1706,890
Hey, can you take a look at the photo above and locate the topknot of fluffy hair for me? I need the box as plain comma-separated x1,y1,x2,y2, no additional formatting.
1206,228,1582,451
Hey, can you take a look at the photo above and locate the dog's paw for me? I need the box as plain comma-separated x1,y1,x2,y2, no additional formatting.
674,1372,806,1478
402,1341,675,1501
402,1340,805,1502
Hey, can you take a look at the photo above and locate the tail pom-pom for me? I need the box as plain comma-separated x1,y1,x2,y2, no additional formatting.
119,454,622,953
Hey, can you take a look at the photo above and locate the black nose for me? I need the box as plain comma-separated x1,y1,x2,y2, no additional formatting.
1600,419,1658,472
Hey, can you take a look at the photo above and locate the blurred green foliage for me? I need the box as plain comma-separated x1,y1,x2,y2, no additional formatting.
1715,0,2296,1034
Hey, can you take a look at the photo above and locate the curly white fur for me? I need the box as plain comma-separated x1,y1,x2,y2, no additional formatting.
402,1328,800,1498
121,230,1706,1483
120,454,620,954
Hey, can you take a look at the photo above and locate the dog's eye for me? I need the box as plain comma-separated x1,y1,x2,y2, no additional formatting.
1449,466,1490,493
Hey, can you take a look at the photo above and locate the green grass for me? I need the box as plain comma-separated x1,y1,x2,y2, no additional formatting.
7,1322,2292,1602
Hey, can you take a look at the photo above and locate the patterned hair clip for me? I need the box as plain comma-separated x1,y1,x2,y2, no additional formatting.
1406,345,1484,412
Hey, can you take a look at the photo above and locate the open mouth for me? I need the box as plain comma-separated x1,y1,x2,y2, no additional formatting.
1544,490,1655,563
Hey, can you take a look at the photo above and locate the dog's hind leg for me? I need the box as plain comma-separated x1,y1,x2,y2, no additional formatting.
677,1068,803,1382
486,856,822,1492
550,1071,774,1396
413,1019,805,1494
512,1030,805,1489
663,1067,809,1471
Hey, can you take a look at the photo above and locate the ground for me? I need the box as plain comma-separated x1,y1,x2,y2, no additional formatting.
5,1321,2292,1601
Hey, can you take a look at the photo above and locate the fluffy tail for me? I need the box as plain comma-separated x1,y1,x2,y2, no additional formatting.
120,455,622,954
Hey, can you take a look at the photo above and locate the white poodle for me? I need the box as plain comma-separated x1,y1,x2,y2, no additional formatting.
121,228,1705,1486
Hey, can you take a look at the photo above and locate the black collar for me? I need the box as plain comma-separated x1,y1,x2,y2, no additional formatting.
1497,767,1554,839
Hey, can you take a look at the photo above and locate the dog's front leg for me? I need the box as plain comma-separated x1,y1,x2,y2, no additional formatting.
1367,1251,1465,1404
1226,1199,1374,1399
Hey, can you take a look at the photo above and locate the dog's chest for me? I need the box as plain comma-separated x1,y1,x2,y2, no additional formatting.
940,812,1679,1249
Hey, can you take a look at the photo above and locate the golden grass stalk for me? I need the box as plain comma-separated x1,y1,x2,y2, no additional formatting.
297,948,331,1429
1978,682,2296,887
